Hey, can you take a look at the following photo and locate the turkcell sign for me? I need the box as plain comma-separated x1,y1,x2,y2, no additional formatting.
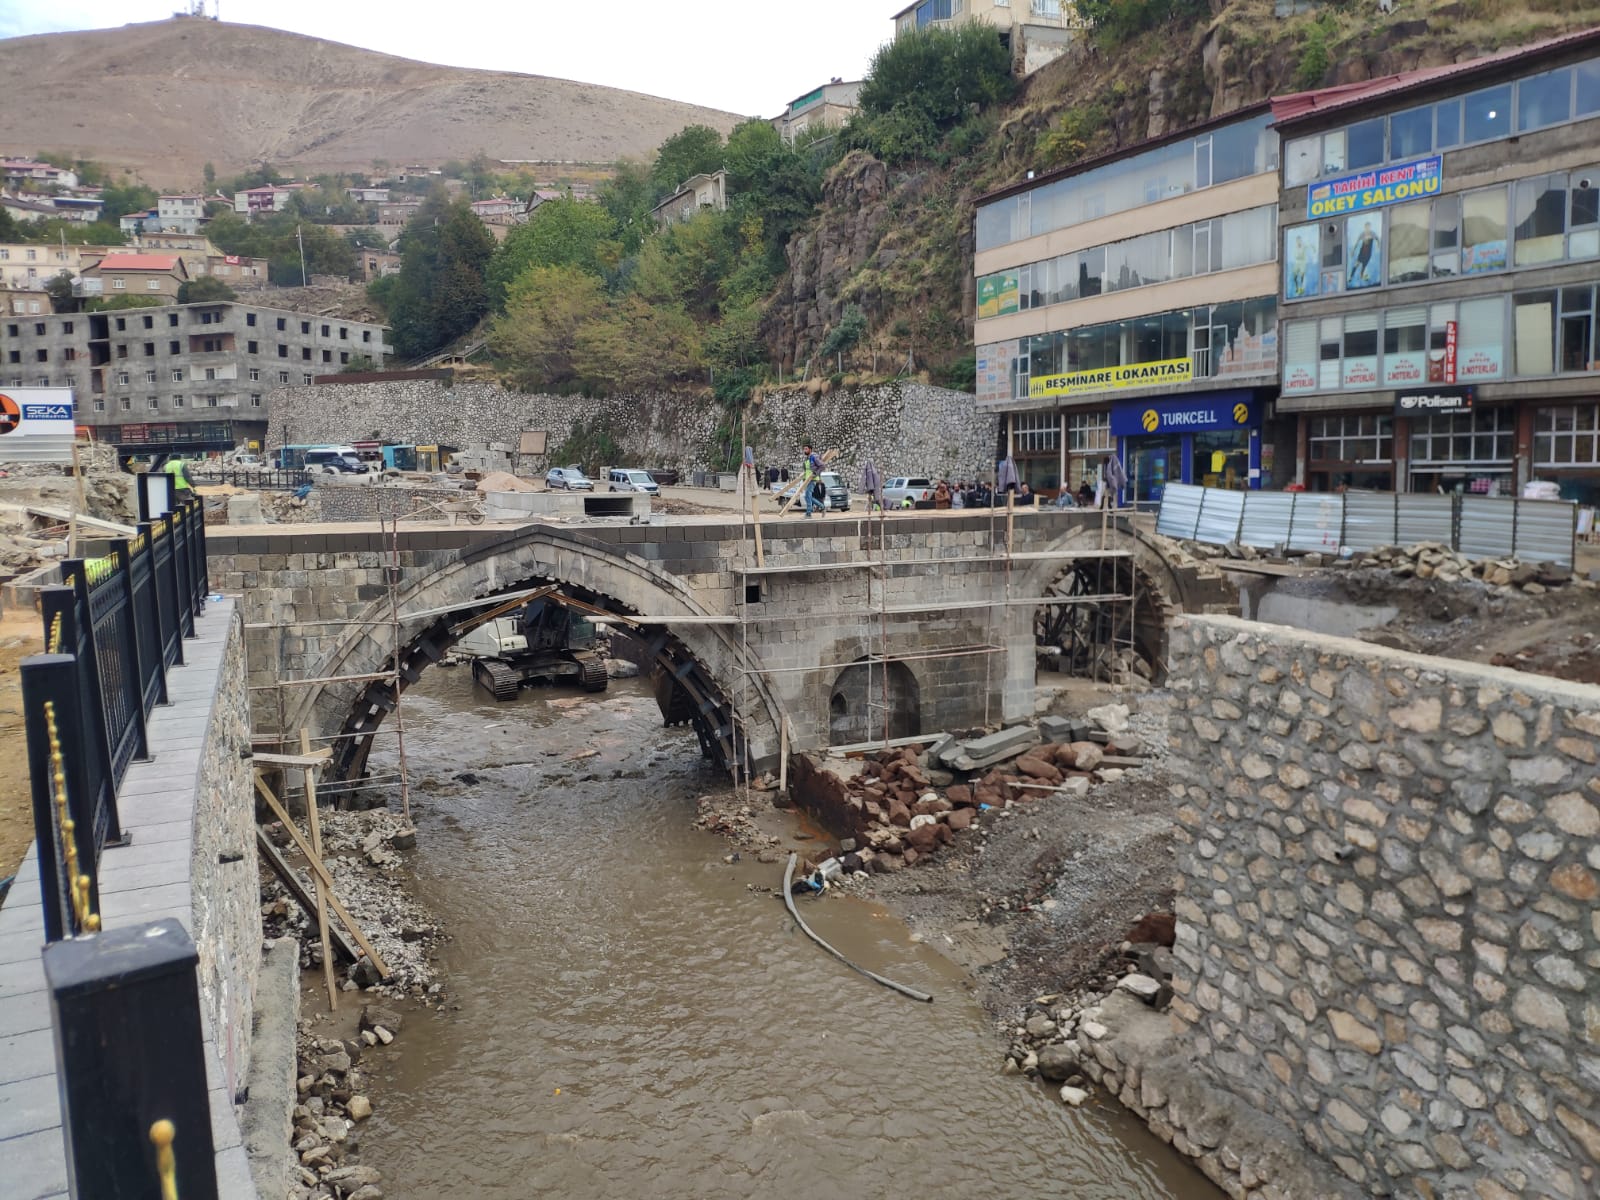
1111,392,1258,437
1307,155,1443,218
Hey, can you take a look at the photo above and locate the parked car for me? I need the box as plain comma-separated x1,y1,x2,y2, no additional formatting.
608,468,660,494
883,477,934,508
546,466,594,491
773,470,850,511
302,447,368,475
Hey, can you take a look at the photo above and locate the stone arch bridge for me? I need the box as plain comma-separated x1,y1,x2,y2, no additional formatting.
206,512,1230,781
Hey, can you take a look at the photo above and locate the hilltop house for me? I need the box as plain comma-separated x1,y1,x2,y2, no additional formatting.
891,0,1079,76
80,253,191,302
650,171,729,228
157,194,207,234
772,79,863,144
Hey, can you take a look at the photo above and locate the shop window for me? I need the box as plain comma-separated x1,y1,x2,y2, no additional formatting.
1342,313,1380,389
1389,105,1434,158
1012,411,1059,453
1518,67,1573,133
1067,412,1110,452
1309,414,1392,464
1514,174,1568,266
1463,84,1512,143
1431,195,1460,279
1458,296,1505,380
1535,405,1600,465
1559,286,1596,372
1411,408,1514,466
1462,188,1508,275
1513,290,1556,376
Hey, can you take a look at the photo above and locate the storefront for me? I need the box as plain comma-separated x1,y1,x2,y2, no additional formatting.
1005,408,1113,498
1395,385,1515,494
1112,390,1265,506
1532,400,1600,505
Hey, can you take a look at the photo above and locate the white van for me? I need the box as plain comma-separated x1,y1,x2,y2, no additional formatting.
608,468,660,494
303,446,368,475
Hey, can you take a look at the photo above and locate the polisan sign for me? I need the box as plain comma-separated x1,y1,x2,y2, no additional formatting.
0,387,75,462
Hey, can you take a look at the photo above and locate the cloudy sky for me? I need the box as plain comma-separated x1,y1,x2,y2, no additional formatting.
0,0,893,116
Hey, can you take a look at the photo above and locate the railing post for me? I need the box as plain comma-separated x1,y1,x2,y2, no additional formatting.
41,580,123,846
21,653,84,943
136,523,170,706
172,506,196,639
109,538,152,762
193,493,211,601
158,512,186,667
43,918,221,1200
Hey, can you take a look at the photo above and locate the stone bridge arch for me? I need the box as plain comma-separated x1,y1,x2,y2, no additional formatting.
284,527,784,784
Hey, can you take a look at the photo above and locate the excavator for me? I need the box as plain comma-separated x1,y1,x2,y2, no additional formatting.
455,588,610,700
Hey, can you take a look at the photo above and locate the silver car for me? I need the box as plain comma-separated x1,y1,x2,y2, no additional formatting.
546,466,594,491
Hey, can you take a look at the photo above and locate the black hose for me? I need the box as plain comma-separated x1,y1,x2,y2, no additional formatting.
782,854,933,1003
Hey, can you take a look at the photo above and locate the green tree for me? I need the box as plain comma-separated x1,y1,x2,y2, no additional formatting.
486,197,620,308
203,162,216,190
598,160,656,254
649,125,725,197
631,208,742,319
101,182,158,222
88,294,165,311
177,275,238,304
384,195,495,359
573,295,702,392
723,120,783,193
857,25,1014,135
43,271,75,312
489,265,610,390
0,207,22,242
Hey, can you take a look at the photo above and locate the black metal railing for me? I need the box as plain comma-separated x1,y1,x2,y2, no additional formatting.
21,492,210,942
189,465,308,491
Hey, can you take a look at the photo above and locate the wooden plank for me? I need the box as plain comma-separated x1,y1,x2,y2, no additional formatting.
252,749,333,767
252,773,392,978
256,831,359,964
302,730,337,1012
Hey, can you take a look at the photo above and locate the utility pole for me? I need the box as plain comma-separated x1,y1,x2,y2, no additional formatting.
297,222,307,286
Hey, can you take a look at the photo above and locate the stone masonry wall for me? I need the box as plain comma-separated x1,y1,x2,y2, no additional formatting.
189,606,261,1099
1166,614,1600,1200
264,378,996,485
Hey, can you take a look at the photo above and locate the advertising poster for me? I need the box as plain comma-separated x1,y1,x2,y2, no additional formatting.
1463,241,1507,274
976,272,1020,319
1346,215,1383,289
0,387,74,463
1284,224,1320,300
1029,356,1192,400
1306,155,1443,218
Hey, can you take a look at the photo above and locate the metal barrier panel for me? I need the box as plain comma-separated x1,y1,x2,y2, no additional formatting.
1287,493,1345,553
1513,498,1578,567
1341,491,1399,552
1238,492,1297,549
41,584,123,847
21,654,86,942
128,529,167,711
1458,495,1518,560
152,517,183,669
1395,494,1454,547
172,506,196,639
80,560,146,785
1155,484,1206,541
1194,488,1247,545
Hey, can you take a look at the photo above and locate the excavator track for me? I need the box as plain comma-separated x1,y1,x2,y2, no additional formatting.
473,658,522,701
577,653,609,693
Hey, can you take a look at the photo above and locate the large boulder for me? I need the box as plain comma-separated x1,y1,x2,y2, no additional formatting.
1036,1043,1081,1081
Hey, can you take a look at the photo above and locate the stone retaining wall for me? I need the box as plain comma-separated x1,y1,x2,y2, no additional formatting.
1167,613,1600,1199
263,378,996,484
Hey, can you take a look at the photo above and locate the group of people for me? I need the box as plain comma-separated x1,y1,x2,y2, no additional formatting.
794,444,1130,514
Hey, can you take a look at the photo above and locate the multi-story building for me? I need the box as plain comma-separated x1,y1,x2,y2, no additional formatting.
0,300,392,452
157,194,208,235
470,196,519,225
233,185,301,217
80,253,190,303
1,159,78,189
772,79,863,144
650,171,729,228
891,0,1079,77
973,105,1285,502
0,243,83,292
1273,28,1600,505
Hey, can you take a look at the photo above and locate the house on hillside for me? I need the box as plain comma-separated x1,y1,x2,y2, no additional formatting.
0,193,60,224
158,194,207,234
772,79,863,144
346,186,390,204
524,189,563,218
80,253,190,301
359,249,402,282
2,286,52,317
377,199,423,226
470,196,519,225
0,243,84,292
1,159,78,190
121,208,160,236
233,185,301,217
890,0,1080,77
650,171,729,228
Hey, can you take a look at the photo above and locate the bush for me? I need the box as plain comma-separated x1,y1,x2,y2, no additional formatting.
1295,14,1335,91
820,305,867,359
858,25,1015,132
937,354,976,392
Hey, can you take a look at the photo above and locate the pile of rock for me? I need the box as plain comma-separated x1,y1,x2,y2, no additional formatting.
1353,543,1576,592
287,1003,399,1199
1001,936,1174,1108
802,708,1147,872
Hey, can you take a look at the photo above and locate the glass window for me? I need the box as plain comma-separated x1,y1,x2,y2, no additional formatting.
1462,188,1508,274
1321,129,1346,174
1579,59,1600,116
1570,171,1600,259
1389,106,1434,159
1383,305,1428,388
1514,174,1567,266
1285,136,1319,187
1535,404,1600,465
1346,119,1386,169
1435,97,1463,149
1559,286,1595,373
1518,67,1573,132
1067,412,1110,452
1459,296,1505,380
1463,84,1512,143
1319,316,1343,390
1431,195,1460,279
1514,291,1555,376
1388,202,1430,284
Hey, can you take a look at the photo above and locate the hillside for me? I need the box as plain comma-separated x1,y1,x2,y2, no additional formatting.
764,0,1600,375
0,18,746,186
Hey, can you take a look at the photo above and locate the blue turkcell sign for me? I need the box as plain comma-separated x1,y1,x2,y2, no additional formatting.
1111,391,1259,438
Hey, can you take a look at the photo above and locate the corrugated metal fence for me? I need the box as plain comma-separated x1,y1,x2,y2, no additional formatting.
1156,484,1577,567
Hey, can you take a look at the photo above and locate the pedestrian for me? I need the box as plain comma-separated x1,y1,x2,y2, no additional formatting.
934,479,952,509
1018,482,1034,506
952,481,966,509
800,443,825,518
1077,480,1094,507
160,454,193,492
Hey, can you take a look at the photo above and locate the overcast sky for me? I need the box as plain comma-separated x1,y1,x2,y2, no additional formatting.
0,0,892,116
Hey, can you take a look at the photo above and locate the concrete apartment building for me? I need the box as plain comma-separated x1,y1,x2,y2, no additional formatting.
772,80,863,144
0,243,82,291
157,194,208,234
973,105,1284,501
892,0,1079,76
650,171,730,227
1274,28,1600,505
0,300,392,453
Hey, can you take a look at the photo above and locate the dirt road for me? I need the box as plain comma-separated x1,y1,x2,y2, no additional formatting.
0,606,43,884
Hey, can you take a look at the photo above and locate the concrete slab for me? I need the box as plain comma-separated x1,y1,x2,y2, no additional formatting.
0,1127,68,1200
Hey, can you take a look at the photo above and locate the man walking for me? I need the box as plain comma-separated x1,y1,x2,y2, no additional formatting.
801,443,825,518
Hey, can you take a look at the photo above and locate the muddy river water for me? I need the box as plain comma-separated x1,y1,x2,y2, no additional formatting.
361,668,1219,1198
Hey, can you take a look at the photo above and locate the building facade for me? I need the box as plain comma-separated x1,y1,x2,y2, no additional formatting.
80,254,190,302
772,80,863,144
891,0,1079,76
0,243,82,292
157,194,208,235
0,301,393,452
1274,29,1600,505
973,106,1285,502
650,171,730,227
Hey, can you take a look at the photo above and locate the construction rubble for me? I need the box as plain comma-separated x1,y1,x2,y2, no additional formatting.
1343,542,1581,592
791,707,1148,874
